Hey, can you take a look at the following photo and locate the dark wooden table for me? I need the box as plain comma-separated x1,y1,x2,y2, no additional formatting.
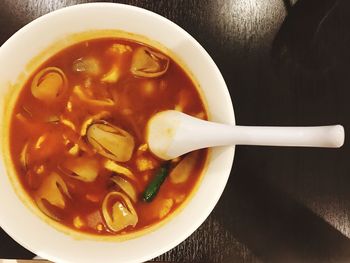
1,0,350,262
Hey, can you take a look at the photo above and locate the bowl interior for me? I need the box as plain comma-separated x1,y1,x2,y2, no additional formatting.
0,3,235,263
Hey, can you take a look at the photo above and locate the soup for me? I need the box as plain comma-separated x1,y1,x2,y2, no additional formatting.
9,38,207,235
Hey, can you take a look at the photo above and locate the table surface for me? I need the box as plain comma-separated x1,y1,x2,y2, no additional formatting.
1,0,350,262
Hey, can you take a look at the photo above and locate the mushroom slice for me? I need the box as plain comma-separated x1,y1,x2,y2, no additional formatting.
35,172,70,220
104,160,137,181
101,65,120,84
102,192,138,232
72,85,115,107
86,122,135,162
31,67,67,102
169,151,199,184
80,111,111,136
131,47,169,78
110,176,137,202
73,57,101,76
63,156,99,182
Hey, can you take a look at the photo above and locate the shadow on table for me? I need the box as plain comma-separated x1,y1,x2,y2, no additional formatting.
214,147,350,263
0,229,35,259
271,0,350,78
214,1,350,261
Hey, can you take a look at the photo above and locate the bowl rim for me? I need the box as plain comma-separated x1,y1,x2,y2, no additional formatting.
0,3,235,263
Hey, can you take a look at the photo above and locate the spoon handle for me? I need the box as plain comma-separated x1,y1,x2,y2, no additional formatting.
226,125,344,148
175,117,344,151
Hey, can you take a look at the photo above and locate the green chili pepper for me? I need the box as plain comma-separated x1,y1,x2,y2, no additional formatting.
143,162,170,202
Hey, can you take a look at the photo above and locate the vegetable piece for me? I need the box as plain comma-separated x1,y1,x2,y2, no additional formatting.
137,143,148,153
166,191,186,204
141,80,156,96
63,156,99,182
31,67,67,102
174,194,185,204
16,113,28,123
34,135,46,149
111,176,137,202
20,143,29,169
63,133,93,155
86,122,135,162
47,115,60,123
140,196,175,221
66,100,73,112
85,194,100,203
84,77,93,88
107,44,132,55
174,89,190,112
136,157,156,171
68,144,79,156
35,165,45,174
101,66,120,83
60,117,76,131
121,109,132,115
159,198,174,219
86,210,104,230
35,172,70,220
72,85,115,107
131,47,169,78
143,162,170,202
31,132,66,162
73,57,101,76
104,160,137,181
96,224,104,232
73,216,85,229
169,151,198,184
102,192,138,232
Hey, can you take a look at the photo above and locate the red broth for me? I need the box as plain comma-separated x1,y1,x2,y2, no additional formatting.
10,38,207,235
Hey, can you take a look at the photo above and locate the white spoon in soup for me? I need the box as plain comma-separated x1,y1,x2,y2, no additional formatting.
146,110,345,160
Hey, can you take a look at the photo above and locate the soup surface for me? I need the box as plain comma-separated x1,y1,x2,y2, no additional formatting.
10,38,207,235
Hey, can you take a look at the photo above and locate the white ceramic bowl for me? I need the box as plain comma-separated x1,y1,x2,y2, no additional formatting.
0,3,235,263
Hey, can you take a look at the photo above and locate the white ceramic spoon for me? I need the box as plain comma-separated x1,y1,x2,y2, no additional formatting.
146,110,345,160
